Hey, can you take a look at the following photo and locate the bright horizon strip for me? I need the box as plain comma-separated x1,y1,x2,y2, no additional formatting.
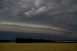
0,22,66,31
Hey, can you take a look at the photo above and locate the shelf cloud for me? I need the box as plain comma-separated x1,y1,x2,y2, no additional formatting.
0,0,77,40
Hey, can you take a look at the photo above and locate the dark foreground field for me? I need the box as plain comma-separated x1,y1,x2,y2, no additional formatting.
0,42,77,51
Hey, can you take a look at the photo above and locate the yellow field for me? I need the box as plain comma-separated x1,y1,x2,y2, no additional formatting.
0,42,77,51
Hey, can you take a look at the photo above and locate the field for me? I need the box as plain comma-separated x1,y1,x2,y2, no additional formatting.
0,42,77,51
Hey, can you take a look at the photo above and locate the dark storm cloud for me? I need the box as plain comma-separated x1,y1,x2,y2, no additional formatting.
0,31,77,40
0,0,77,39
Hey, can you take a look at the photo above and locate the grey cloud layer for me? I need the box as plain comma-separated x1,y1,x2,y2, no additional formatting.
0,0,77,36
0,22,69,35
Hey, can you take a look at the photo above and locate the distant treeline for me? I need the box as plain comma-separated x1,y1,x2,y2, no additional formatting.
0,38,77,43
16,38,77,43
16,38,56,43
56,41,77,43
0,40,10,42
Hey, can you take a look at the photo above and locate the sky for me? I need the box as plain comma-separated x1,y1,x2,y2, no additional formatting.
0,0,77,40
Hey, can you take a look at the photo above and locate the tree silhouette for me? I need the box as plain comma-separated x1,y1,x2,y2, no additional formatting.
16,38,56,43
0,40,10,42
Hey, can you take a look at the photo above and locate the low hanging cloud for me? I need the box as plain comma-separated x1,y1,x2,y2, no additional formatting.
0,21,70,35
0,22,66,31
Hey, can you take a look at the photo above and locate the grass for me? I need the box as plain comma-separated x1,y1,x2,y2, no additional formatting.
0,42,77,51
